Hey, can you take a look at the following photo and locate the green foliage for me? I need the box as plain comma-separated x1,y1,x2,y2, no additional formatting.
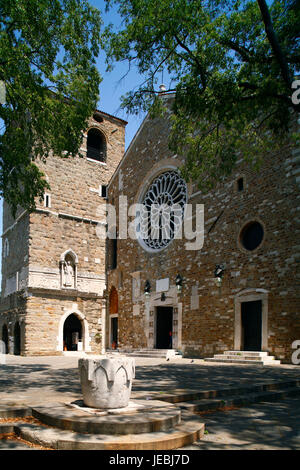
104,0,299,190
0,0,102,214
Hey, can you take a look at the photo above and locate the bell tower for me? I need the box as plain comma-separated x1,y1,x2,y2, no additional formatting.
0,110,126,355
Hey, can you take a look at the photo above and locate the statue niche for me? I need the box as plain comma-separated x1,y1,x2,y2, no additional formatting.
60,250,78,289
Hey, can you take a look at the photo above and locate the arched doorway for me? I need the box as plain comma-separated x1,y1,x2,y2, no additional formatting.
2,324,9,354
109,287,118,349
63,314,82,351
14,322,21,355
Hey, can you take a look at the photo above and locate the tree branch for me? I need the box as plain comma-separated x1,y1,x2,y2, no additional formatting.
257,0,292,87
174,34,207,89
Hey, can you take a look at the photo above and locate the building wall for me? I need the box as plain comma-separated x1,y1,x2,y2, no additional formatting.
107,105,300,363
23,294,105,355
1,204,30,297
0,112,126,355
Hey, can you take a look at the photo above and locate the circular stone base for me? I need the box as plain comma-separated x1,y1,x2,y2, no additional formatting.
32,400,181,435
67,399,154,416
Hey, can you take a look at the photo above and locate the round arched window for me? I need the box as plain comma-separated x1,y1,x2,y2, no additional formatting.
137,170,187,252
240,221,264,251
87,128,106,162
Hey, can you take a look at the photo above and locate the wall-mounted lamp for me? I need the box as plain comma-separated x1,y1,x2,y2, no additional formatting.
214,264,225,287
161,292,166,302
144,280,151,297
175,274,183,293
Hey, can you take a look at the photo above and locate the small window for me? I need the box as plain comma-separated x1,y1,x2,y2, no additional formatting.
3,239,9,257
87,128,106,162
240,221,264,251
93,112,104,123
44,193,51,208
101,185,107,198
111,238,117,270
237,177,244,192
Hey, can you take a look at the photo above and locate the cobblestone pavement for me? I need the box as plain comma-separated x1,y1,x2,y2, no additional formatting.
0,354,299,406
0,354,299,450
181,397,300,450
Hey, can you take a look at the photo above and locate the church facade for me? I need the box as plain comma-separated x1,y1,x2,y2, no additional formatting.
106,95,300,363
0,98,299,363
0,111,126,355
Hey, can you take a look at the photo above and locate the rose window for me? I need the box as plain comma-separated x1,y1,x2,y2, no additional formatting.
137,171,187,251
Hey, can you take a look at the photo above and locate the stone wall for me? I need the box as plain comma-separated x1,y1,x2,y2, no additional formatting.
23,293,104,356
107,103,300,363
1,209,29,297
0,111,126,355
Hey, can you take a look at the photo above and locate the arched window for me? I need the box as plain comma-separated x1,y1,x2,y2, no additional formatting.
109,287,118,314
87,128,106,162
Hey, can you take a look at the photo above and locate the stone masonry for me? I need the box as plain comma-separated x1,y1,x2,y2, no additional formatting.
107,95,300,363
0,111,126,355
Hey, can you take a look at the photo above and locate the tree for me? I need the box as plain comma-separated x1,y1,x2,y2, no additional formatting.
104,0,299,190
0,0,102,214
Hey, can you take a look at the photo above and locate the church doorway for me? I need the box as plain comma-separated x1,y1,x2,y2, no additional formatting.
110,316,118,349
241,300,262,351
109,287,118,349
156,307,173,349
14,322,21,355
2,324,9,354
63,314,83,351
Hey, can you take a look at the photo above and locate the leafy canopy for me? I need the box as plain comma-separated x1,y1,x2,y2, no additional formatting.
104,0,299,190
0,0,102,214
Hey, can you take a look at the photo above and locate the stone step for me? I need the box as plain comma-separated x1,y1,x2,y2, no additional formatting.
224,351,269,357
212,354,278,362
204,350,281,365
204,358,281,365
0,405,31,419
119,349,182,359
147,379,300,404
177,385,300,413
9,418,205,450
31,401,181,435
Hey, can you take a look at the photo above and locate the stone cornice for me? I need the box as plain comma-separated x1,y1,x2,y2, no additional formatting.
26,286,103,299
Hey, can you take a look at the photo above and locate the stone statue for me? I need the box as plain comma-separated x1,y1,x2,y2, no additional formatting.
63,260,74,287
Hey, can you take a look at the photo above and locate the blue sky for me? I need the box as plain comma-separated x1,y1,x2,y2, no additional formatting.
90,0,147,148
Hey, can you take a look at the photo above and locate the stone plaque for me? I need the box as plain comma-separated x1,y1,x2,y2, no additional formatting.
133,305,140,316
156,278,169,293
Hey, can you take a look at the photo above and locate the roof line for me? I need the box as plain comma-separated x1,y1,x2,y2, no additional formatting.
108,112,149,189
95,109,128,125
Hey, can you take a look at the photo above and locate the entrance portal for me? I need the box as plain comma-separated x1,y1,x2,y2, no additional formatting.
111,316,118,349
242,300,262,351
63,314,82,351
156,307,173,349
14,322,21,355
2,325,8,354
